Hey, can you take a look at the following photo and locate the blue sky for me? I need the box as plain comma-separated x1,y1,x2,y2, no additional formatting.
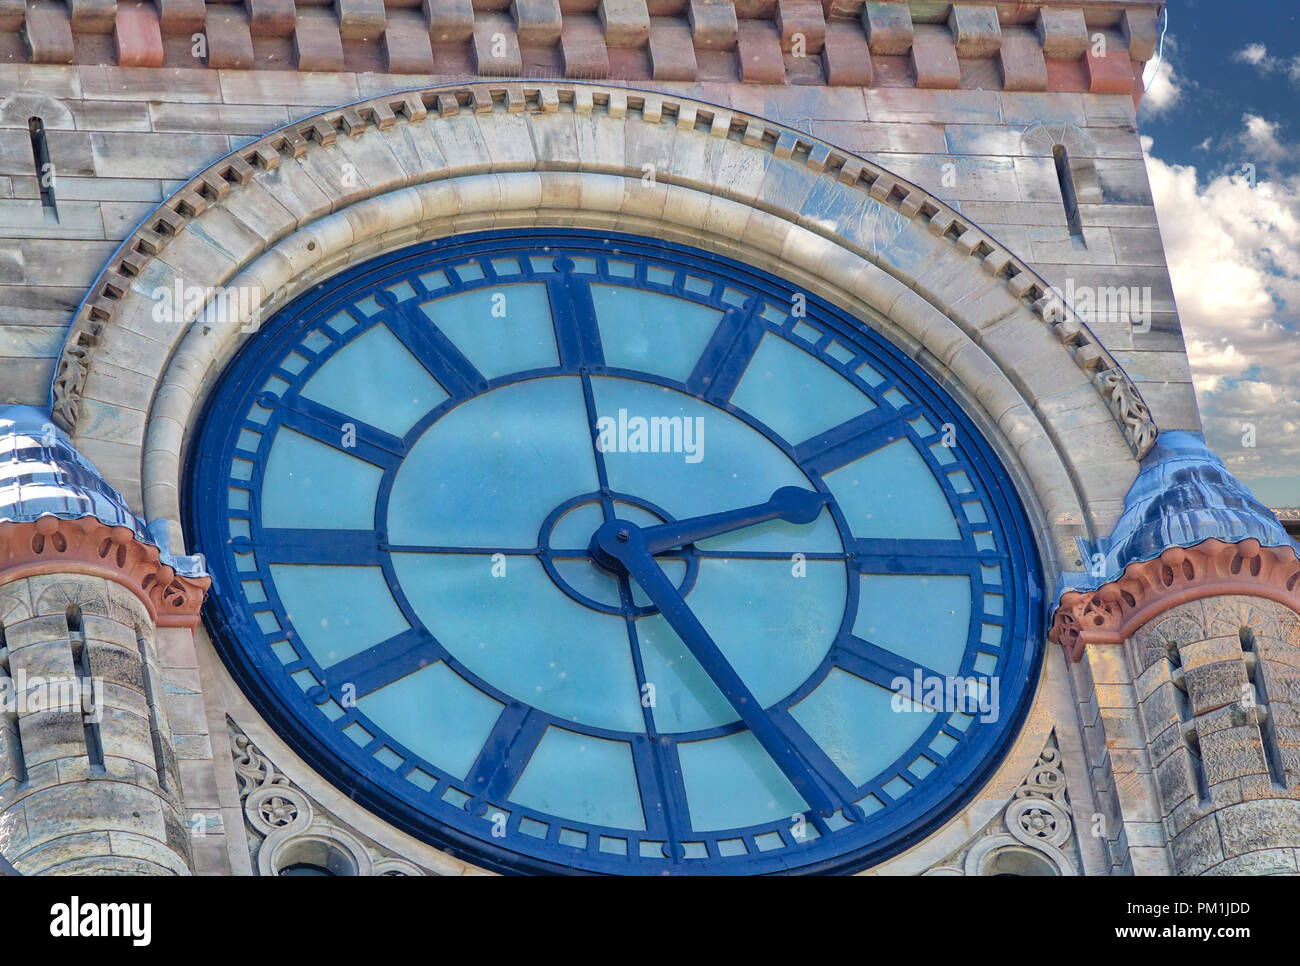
1135,0,1300,506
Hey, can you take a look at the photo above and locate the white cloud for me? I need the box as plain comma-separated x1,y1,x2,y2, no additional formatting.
1234,43,1269,66
1139,60,1183,118
1231,42,1300,84
1139,36,1185,120
1240,113,1291,162
1144,143,1300,486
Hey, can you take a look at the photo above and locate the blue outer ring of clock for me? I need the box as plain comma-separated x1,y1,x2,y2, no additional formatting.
187,228,1045,875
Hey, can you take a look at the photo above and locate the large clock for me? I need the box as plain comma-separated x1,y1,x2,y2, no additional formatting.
189,230,1043,875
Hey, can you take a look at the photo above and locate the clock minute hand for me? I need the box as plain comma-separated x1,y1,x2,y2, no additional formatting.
592,520,838,817
639,486,829,555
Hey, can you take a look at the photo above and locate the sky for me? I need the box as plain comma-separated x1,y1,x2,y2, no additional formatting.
1135,0,1300,507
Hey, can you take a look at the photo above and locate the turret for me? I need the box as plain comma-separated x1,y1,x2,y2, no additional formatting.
1051,432,1300,875
0,406,209,874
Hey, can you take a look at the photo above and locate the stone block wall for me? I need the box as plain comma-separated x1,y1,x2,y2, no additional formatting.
0,0,1159,88
0,570,192,874
0,0,1203,878
0,62,1196,459
1130,597,1300,875
1073,595,1300,877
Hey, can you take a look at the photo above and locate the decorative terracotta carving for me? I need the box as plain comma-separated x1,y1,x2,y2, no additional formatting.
0,516,209,627
1049,538,1300,660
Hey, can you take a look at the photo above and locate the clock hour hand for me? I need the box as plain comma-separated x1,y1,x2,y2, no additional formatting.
591,519,838,817
637,486,829,556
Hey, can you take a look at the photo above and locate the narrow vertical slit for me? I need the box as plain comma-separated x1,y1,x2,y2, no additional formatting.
1184,731,1212,807
1053,144,1083,239
28,117,56,213
69,606,104,773
136,629,170,792
0,623,28,785
1243,626,1288,788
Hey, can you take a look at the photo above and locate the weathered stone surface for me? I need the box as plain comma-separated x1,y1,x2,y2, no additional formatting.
736,19,785,84
598,0,649,47
817,25,870,85
1178,635,1243,671
1204,849,1299,876
512,0,563,45
1154,744,1200,816
337,0,386,42
1170,813,1224,875
1198,724,1270,786
1216,800,1300,857
246,0,295,36
8,637,78,682
114,4,165,68
17,709,86,765
775,0,824,54
948,4,999,58
203,7,254,70
689,0,738,50
1182,661,1249,717
24,3,75,64
424,0,473,43
0,0,23,30
86,640,146,692
4,614,73,650
1121,8,1160,62
472,16,524,75
561,18,610,79
1085,48,1136,96
1036,6,1087,58
70,0,118,33
999,26,1046,92
156,0,205,35
910,24,958,90
0,575,191,875
383,18,436,74
649,22,697,80
862,0,910,55
293,15,346,72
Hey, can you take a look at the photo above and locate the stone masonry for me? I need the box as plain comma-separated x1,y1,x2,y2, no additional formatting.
1132,597,1300,876
12,0,1285,878
0,571,193,874
1070,595,1300,876
0,2,1194,446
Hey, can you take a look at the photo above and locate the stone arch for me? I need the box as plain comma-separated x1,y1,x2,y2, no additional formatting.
51,81,1154,592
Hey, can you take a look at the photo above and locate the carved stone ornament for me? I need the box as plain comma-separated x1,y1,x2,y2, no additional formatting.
923,735,1079,876
0,516,209,627
1049,538,1300,660
230,723,426,876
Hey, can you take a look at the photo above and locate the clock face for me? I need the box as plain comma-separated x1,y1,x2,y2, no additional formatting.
190,230,1043,875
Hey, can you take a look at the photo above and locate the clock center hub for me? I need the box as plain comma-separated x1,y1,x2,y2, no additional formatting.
537,492,699,618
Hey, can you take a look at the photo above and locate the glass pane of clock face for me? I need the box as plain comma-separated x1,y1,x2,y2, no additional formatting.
190,230,1043,875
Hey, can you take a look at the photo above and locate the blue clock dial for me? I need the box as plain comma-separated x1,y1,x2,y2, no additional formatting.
189,230,1044,875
